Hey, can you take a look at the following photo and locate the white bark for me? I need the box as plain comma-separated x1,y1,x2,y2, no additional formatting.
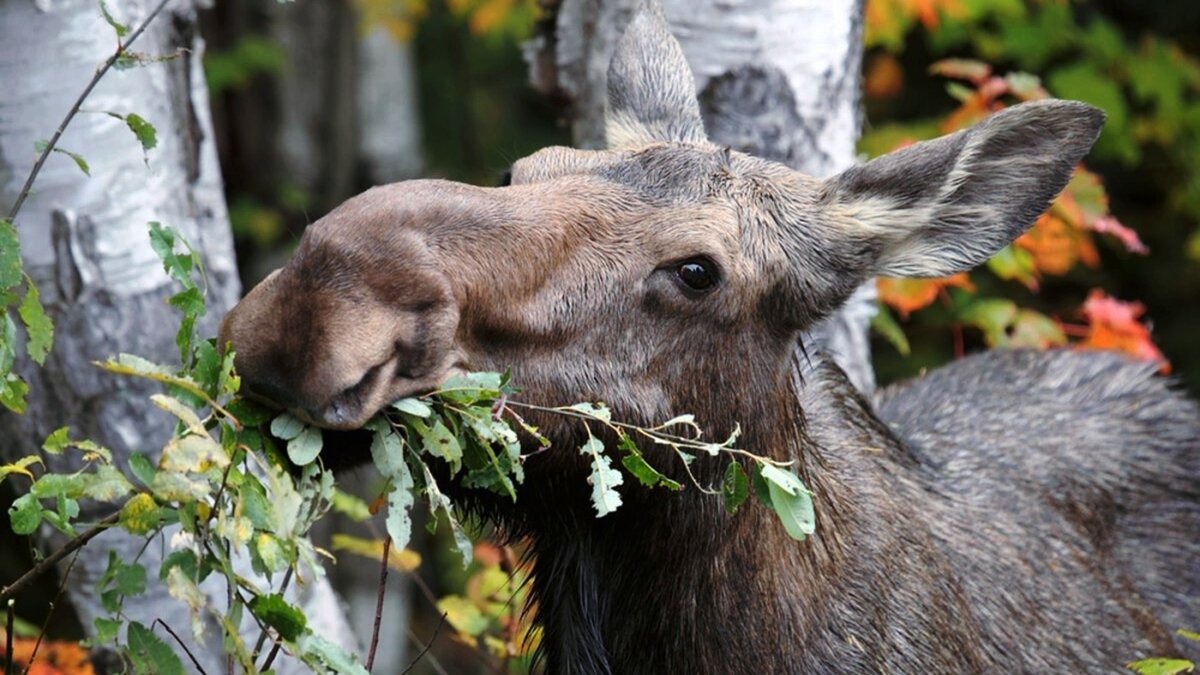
357,27,424,183
527,0,877,392
0,0,356,670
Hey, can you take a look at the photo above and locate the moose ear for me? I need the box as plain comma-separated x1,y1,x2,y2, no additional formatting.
820,99,1105,278
605,7,707,149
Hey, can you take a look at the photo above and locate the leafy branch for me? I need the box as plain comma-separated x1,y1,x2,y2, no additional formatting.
5,0,171,222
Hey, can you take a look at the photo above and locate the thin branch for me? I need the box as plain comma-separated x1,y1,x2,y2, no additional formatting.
152,619,208,675
21,549,81,675
258,638,283,673
400,612,448,675
5,599,14,675
5,0,173,223
251,567,292,664
366,536,391,672
0,512,119,605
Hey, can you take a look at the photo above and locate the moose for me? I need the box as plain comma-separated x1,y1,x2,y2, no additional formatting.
219,8,1200,674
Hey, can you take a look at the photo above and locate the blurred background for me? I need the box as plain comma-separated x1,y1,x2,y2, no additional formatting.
195,1,1199,670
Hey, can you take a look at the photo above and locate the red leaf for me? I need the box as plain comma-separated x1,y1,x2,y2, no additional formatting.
1090,216,1149,254
1077,289,1169,372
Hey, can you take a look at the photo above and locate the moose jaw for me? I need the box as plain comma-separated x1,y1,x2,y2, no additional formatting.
218,8,1200,675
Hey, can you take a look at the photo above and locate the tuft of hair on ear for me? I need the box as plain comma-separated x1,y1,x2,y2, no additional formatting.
604,5,708,150
819,99,1105,278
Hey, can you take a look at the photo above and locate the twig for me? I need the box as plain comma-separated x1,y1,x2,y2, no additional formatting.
21,548,81,675
251,567,292,664
5,599,14,675
5,0,173,223
400,612,448,675
366,536,391,672
258,639,283,673
153,619,208,675
0,512,119,605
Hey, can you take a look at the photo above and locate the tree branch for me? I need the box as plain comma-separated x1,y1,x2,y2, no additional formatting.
0,512,119,605
366,536,391,672
5,0,173,223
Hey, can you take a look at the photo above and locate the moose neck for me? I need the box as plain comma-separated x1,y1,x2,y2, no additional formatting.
516,361,859,674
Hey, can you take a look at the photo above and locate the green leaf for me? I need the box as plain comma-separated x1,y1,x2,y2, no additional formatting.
296,633,370,675
419,462,473,566
959,298,1018,347
286,426,323,465
99,0,128,37
437,371,502,403
270,413,305,441
43,427,70,454
385,456,416,551
124,113,157,152
127,452,157,487
0,219,22,291
160,434,228,472
82,464,134,501
392,397,432,417
31,472,88,499
1126,658,1195,675
368,420,407,477
617,435,680,490
437,595,490,636
415,418,462,474
766,474,815,542
54,147,90,176
0,373,28,414
249,593,308,642
760,464,804,496
581,436,623,517
722,461,749,514
565,401,612,422
114,560,147,596
17,283,53,365
330,488,372,522
870,304,910,356
149,472,209,502
119,492,161,534
147,222,194,287
126,621,184,675
226,397,273,426
9,493,42,534
92,617,121,644
1179,630,1200,643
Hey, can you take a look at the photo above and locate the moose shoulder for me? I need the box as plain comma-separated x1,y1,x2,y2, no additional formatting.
218,9,1200,674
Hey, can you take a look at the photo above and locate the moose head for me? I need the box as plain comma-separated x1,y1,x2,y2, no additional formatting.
219,9,1101,441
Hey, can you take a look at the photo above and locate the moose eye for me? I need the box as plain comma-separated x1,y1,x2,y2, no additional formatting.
675,259,719,293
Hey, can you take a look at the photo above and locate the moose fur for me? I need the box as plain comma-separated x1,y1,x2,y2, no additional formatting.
219,8,1200,674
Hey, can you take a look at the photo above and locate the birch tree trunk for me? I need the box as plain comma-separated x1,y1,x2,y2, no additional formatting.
0,1,355,670
527,0,877,391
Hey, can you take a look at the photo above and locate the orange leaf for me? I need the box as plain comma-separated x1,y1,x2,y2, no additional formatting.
1015,213,1098,275
1,636,95,675
1076,290,1169,372
877,273,974,319
929,58,991,84
865,53,905,99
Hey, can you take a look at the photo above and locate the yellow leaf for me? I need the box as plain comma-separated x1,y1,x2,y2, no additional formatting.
330,534,421,571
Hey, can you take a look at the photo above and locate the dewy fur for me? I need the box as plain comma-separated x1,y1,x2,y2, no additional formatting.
217,6,1200,674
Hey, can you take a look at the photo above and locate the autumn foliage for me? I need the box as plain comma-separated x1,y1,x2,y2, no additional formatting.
864,27,1170,372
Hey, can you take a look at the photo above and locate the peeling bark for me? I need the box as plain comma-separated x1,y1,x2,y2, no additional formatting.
527,0,877,392
0,0,355,670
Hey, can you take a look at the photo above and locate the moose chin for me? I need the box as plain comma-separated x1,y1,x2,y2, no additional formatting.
218,8,1200,675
